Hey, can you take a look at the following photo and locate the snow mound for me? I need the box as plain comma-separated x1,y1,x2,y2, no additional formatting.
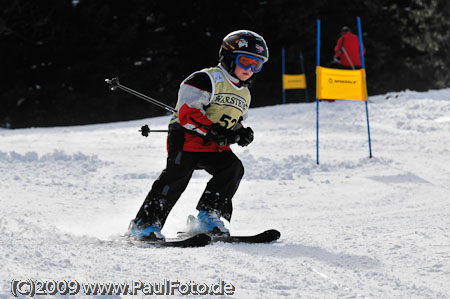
0,150,110,175
0,150,112,190
0,150,107,165
240,150,393,180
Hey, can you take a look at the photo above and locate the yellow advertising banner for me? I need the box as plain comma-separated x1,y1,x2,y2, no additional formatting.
316,66,367,101
282,74,307,90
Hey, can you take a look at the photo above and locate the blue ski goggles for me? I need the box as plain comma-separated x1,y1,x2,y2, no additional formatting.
235,54,264,73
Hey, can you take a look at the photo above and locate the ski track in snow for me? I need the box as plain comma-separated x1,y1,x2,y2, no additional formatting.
1,88,450,298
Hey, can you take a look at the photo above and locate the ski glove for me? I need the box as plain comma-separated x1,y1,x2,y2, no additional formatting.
205,123,239,146
140,124,150,137
236,127,254,147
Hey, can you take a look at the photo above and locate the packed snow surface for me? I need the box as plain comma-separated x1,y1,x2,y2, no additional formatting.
1,88,449,298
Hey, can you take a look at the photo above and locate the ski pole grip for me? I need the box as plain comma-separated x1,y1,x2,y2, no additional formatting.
139,124,150,137
105,77,120,91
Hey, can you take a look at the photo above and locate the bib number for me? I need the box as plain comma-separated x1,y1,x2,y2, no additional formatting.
220,114,237,129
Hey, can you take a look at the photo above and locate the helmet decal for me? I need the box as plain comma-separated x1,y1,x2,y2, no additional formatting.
239,31,252,36
255,44,265,53
224,41,235,51
236,39,249,48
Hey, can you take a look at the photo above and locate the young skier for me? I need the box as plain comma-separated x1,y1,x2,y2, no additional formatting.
129,30,269,241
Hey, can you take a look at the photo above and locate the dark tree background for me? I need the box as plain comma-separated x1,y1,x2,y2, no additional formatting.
1,0,449,128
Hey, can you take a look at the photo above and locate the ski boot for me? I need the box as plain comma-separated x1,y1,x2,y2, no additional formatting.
196,210,230,236
128,219,165,241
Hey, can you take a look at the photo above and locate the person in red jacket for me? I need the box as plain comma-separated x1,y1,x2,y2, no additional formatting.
128,30,269,241
334,26,365,69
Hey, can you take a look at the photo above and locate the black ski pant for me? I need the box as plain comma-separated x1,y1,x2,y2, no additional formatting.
135,130,244,228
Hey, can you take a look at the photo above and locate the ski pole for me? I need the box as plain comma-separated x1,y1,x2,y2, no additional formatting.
341,47,355,70
139,124,168,137
105,77,176,114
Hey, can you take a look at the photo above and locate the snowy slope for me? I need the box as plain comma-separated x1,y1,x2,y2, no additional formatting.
1,88,449,298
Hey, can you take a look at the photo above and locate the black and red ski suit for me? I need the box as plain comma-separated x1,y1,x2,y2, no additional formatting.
134,65,251,227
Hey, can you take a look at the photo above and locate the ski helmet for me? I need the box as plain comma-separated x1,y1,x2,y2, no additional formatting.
219,30,269,75
341,26,351,34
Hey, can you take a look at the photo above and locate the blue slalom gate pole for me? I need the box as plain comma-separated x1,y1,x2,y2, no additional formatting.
299,50,309,101
281,48,286,104
357,16,373,158
316,19,321,165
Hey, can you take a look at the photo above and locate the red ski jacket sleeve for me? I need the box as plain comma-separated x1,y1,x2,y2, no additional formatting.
173,72,232,152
